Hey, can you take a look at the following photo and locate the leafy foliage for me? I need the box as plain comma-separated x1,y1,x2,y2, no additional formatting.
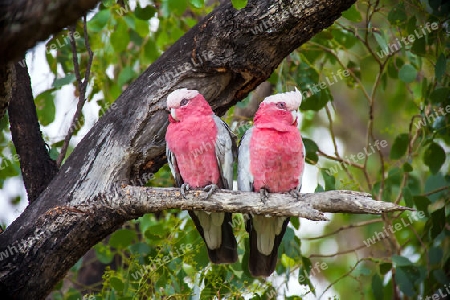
1,0,449,299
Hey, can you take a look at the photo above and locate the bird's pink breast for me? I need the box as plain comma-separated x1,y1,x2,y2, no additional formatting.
166,115,220,188
249,127,304,193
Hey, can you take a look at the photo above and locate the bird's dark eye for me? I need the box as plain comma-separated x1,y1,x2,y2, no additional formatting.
276,102,287,109
180,98,189,106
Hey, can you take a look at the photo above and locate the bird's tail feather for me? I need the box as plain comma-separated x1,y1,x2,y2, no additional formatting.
189,211,237,264
246,216,290,277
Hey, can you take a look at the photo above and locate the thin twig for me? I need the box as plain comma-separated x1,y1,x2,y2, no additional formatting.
318,258,366,300
317,149,365,169
56,16,94,167
302,219,382,240
309,244,368,258
421,185,450,197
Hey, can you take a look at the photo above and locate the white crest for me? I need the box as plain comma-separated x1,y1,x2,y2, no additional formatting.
167,88,199,108
262,87,302,110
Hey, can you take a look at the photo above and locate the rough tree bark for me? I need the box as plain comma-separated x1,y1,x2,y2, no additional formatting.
0,0,365,299
0,0,100,64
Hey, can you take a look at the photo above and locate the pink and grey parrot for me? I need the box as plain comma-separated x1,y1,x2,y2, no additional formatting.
237,89,305,277
165,88,238,264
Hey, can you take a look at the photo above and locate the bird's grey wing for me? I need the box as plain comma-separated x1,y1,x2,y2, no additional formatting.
166,146,184,187
237,127,254,192
297,136,306,192
213,115,237,190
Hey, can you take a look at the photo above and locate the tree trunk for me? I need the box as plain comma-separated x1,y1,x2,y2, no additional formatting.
0,0,357,298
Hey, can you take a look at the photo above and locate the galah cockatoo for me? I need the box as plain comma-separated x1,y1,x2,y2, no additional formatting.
237,88,305,277
165,88,238,264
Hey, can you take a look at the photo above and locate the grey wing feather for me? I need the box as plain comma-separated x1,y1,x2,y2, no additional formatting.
297,136,306,192
166,146,184,187
237,127,254,192
213,116,237,190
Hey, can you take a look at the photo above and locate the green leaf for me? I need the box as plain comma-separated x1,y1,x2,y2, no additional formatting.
110,276,124,291
109,229,137,249
429,87,450,104
411,37,426,56
290,217,300,230
402,162,413,172
52,73,76,88
303,138,319,164
429,247,443,265
315,184,324,192
430,207,445,239
190,0,203,8
298,256,314,293
412,196,430,216
94,243,114,264
49,147,59,160
433,269,450,284
135,18,150,37
372,274,384,300
111,19,130,53
380,263,392,275
167,0,188,16
341,4,362,22
321,169,336,191
135,5,156,20
402,187,413,207
87,9,111,32
392,255,412,266
395,267,415,296
282,227,300,259
398,64,417,83
35,89,56,126
231,0,247,9
374,32,388,52
435,53,446,81
300,87,331,111
423,142,445,174
118,66,136,87
145,223,168,245
390,133,409,160
388,4,407,24
406,16,417,35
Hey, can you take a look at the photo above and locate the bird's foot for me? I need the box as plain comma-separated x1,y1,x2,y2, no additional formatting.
180,183,190,199
289,189,301,201
260,188,269,203
203,184,218,200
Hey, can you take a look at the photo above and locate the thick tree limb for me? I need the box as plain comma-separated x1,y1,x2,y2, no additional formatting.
8,58,59,203
0,0,100,64
113,187,412,220
0,63,14,120
0,0,358,298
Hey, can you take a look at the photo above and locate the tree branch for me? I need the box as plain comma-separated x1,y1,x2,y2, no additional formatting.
112,187,412,221
0,0,100,64
7,58,59,203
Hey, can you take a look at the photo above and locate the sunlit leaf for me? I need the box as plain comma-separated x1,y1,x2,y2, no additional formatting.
231,0,247,9
341,4,362,22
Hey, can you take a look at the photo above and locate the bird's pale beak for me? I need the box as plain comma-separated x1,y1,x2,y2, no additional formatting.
170,108,178,121
290,110,298,124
